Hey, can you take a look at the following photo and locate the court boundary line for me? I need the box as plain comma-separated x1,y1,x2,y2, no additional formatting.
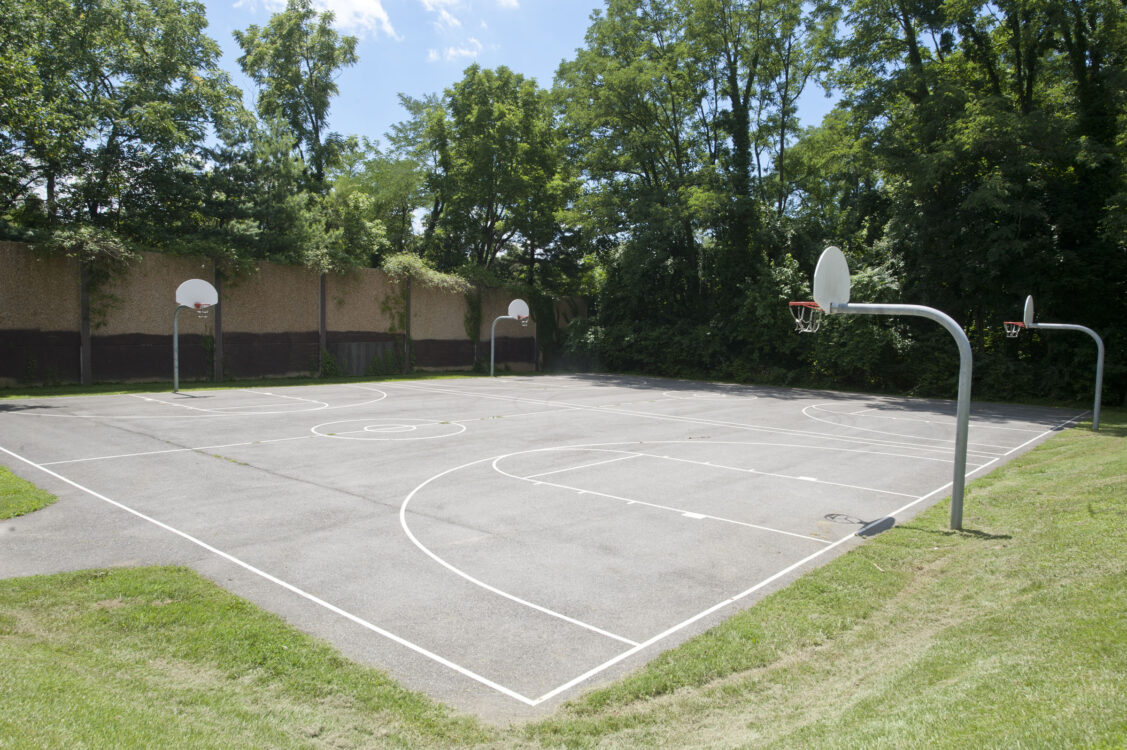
0,386,1087,708
522,409,1085,704
827,405,1051,433
802,403,1016,451
0,443,541,706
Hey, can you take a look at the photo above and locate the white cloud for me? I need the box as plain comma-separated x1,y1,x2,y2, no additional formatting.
497,0,518,8
419,0,464,32
428,36,482,62
324,0,398,38
435,8,461,30
233,0,399,39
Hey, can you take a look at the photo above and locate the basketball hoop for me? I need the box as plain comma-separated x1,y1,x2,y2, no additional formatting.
518,315,529,327
173,278,219,393
789,301,824,333
1003,321,1024,338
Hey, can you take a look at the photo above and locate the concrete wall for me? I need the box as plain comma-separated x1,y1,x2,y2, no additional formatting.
0,243,570,385
0,242,81,384
0,242,80,330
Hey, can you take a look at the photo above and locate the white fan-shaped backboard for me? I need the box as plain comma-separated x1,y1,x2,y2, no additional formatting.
813,246,850,310
1023,295,1035,327
508,298,530,319
176,279,218,309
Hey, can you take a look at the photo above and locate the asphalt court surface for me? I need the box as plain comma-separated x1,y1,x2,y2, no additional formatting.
0,374,1083,719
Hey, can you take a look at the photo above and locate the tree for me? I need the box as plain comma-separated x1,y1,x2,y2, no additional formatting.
406,65,566,273
234,0,358,188
0,0,241,235
556,0,711,325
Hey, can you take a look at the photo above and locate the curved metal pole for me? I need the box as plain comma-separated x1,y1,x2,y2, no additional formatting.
832,302,973,530
1028,322,1104,430
173,304,188,393
490,315,516,377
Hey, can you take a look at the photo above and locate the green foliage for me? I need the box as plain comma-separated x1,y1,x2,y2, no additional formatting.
462,286,483,345
234,0,358,187
1,0,242,232
363,346,401,378
400,64,568,273
380,253,470,293
34,225,138,288
318,348,341,378
3,0,1124,404
807,262,909,390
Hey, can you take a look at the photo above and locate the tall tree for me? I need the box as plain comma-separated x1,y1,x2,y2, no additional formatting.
234,0,358,188
0,0,240,233
556,0,711,325
409,65,565,272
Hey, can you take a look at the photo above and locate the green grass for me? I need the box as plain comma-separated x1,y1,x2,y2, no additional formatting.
1,410,1124,748
0,567,497,749
0,466,58,518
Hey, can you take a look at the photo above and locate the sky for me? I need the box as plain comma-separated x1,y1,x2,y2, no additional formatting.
202,0,837,150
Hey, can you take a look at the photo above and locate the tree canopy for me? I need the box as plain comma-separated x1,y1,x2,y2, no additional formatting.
2,0,1123,404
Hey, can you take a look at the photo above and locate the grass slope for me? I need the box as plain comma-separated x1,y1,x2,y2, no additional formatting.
0,411,1124,748
0,467,57,519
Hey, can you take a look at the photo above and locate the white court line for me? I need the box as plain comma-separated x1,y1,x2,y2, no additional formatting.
448,407,587,424
386,382,1002,460
529,529,863,705
39,435,316,466
240,389,330,408
802,404,1013,453
128,393,215,413
519,477,832,545
522,453,640,480
511,442,929,496
22,387,389,419
0,443,541,706
646,452,918,498
4,386,1087,707
808,403,1050,434
35,406,571,466
399,455,641,647
853,411,1089,525
491,453,831,545
524,410,1085,705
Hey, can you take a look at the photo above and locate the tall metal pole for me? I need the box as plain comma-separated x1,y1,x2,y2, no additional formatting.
832,302,973,530
173,304,188,393
490,315,515,377
1029,322,1104,430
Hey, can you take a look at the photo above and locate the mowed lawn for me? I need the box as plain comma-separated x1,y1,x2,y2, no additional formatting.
1,409,1124,748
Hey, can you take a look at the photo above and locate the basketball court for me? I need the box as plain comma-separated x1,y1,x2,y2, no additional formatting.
0,375,1082,719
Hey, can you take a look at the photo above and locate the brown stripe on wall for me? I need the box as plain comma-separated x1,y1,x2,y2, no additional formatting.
325,331,403,376
92,332,208,382
412,339,476,369
492,337,536,368
222,331,320,379
0,330,82,383
410,337,535,369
